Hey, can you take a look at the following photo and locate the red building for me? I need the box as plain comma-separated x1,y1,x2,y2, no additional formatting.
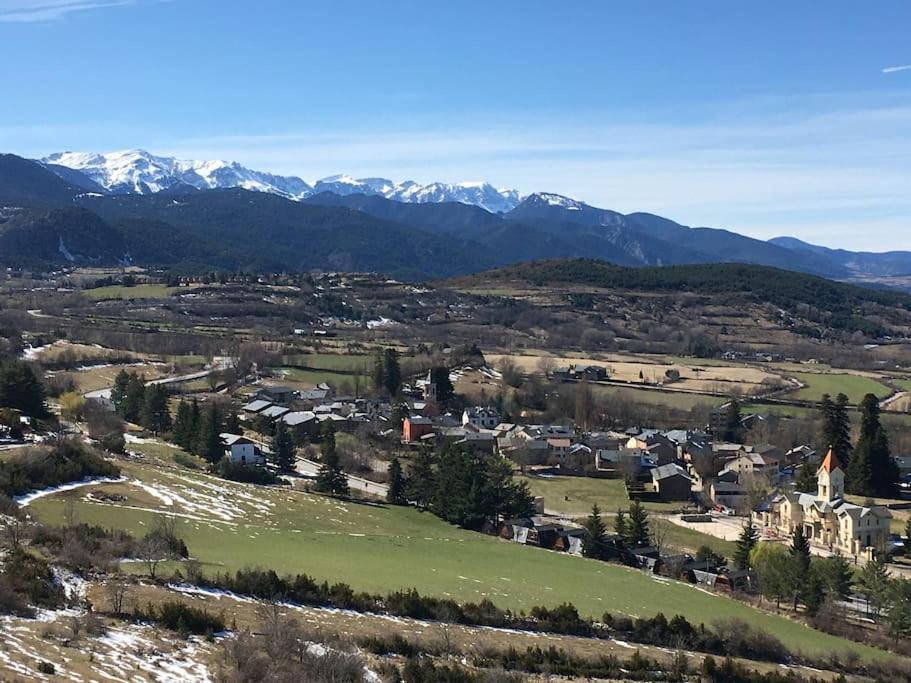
403,416,433,443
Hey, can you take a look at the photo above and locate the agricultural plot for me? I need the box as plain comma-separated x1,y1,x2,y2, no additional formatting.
275,367,369,390
486,352,783,397
81,284,179,300
23,447,887,659
519,474,678,516
283,353,372,372
786,372,893,405
591,385,724,410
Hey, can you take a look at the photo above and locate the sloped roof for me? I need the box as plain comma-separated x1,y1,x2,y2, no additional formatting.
818,447,841,474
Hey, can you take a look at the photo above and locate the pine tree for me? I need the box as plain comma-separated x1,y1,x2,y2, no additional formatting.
848,394,899,497
111,369,131,414
582,503,607,559
223,410,241,435
789,526,811,609
574,377,594,431
626,500,651,549
858,552,890,616
196,403,223,463
119,373,146,424
815,555,853,601
382,349,401,397
723,400,741,441
172,401,194,449
406,449,436,509
832,393,852,465
314,423,348,496
733,520,758,570
0,360,48,419
386,457,407,505
140,384,172,434
371,351,385,392
613,509,628,549
272,420,295,472
428,366,455,406
794,463,817,493
187,400,201,454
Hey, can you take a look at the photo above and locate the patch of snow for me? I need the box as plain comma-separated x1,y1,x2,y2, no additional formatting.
14,476,127,507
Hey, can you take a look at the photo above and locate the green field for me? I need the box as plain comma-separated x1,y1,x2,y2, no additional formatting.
283,353,371,372
520,474,678,515
278,366,369,389
24,447,888,660
82,284,178,300
786,372,892,404
591,385,724,410
893,378,911,393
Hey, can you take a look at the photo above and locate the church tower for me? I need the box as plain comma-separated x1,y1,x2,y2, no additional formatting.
816,447,844,501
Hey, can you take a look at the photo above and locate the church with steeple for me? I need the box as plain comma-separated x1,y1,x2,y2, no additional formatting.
760,448,892,559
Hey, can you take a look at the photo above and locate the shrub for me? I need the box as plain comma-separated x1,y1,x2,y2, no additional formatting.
37,662,56,675
138,601,224,637
211,457,281,485
0,439,119,498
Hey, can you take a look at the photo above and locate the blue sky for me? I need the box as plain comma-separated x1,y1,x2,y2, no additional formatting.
1,0,909,250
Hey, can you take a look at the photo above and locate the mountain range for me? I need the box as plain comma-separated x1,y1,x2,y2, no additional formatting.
40,150,521,213
1,150,909,287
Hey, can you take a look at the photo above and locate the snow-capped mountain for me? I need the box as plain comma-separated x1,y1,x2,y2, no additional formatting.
42,150,524,213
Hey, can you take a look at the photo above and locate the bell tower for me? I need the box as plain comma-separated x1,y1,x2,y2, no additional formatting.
817,448,844,501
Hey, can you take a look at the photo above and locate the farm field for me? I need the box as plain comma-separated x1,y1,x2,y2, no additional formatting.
24,448,886,660
65,362,167,394
275,366,369,389
487,352,782,395
786,371,893,405
591,384,725,410
81,284,179,300
283,353,371,372
519,474,679,515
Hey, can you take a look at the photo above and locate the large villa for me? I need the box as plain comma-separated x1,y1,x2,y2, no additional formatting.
759,449,892,560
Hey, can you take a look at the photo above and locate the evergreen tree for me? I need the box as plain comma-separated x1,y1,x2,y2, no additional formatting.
626,500,651,549
733,520,758,570
789,526,812,609
314,423,348,496
187,400,201,454
386,457,407,505
119,373,146,424
858,552,890,616
613,509,628,549
831,393,852,465
722,400,741,441
140,384,172,434
582,503,607,559
887,578,911,641
196,403,223,463
815,555,853,601
272,420,295,472
371,351,385,392
794,463,817,494
485,456,535,523
111,369,131,414
172,400,194,450
848,394,899,497
0,360,47,418
428,366,455,406
382,348,401,397
574,377,594,431
406,449,436,510
223,410,242,435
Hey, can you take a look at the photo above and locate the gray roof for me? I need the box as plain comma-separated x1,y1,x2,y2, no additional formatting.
651,463,692,482
242,399,272,413
283,411,316,426
261,405,290,419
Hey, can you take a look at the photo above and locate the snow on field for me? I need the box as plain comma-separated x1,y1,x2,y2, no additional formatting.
14,476,128,506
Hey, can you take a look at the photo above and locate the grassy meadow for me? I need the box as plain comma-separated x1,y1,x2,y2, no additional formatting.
23,444,889,660
786,371,893,404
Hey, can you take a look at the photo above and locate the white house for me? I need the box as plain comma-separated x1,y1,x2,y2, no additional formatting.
220,433,265,466
462,406,500,429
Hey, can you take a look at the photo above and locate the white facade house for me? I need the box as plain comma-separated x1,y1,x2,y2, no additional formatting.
462,406,500,429
220,433,265,466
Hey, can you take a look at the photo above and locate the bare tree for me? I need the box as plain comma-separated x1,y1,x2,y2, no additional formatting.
137,534,169,579
105,576,129,614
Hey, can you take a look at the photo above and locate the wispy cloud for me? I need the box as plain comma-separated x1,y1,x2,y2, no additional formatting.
0,0,135,22
882,64,911,74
